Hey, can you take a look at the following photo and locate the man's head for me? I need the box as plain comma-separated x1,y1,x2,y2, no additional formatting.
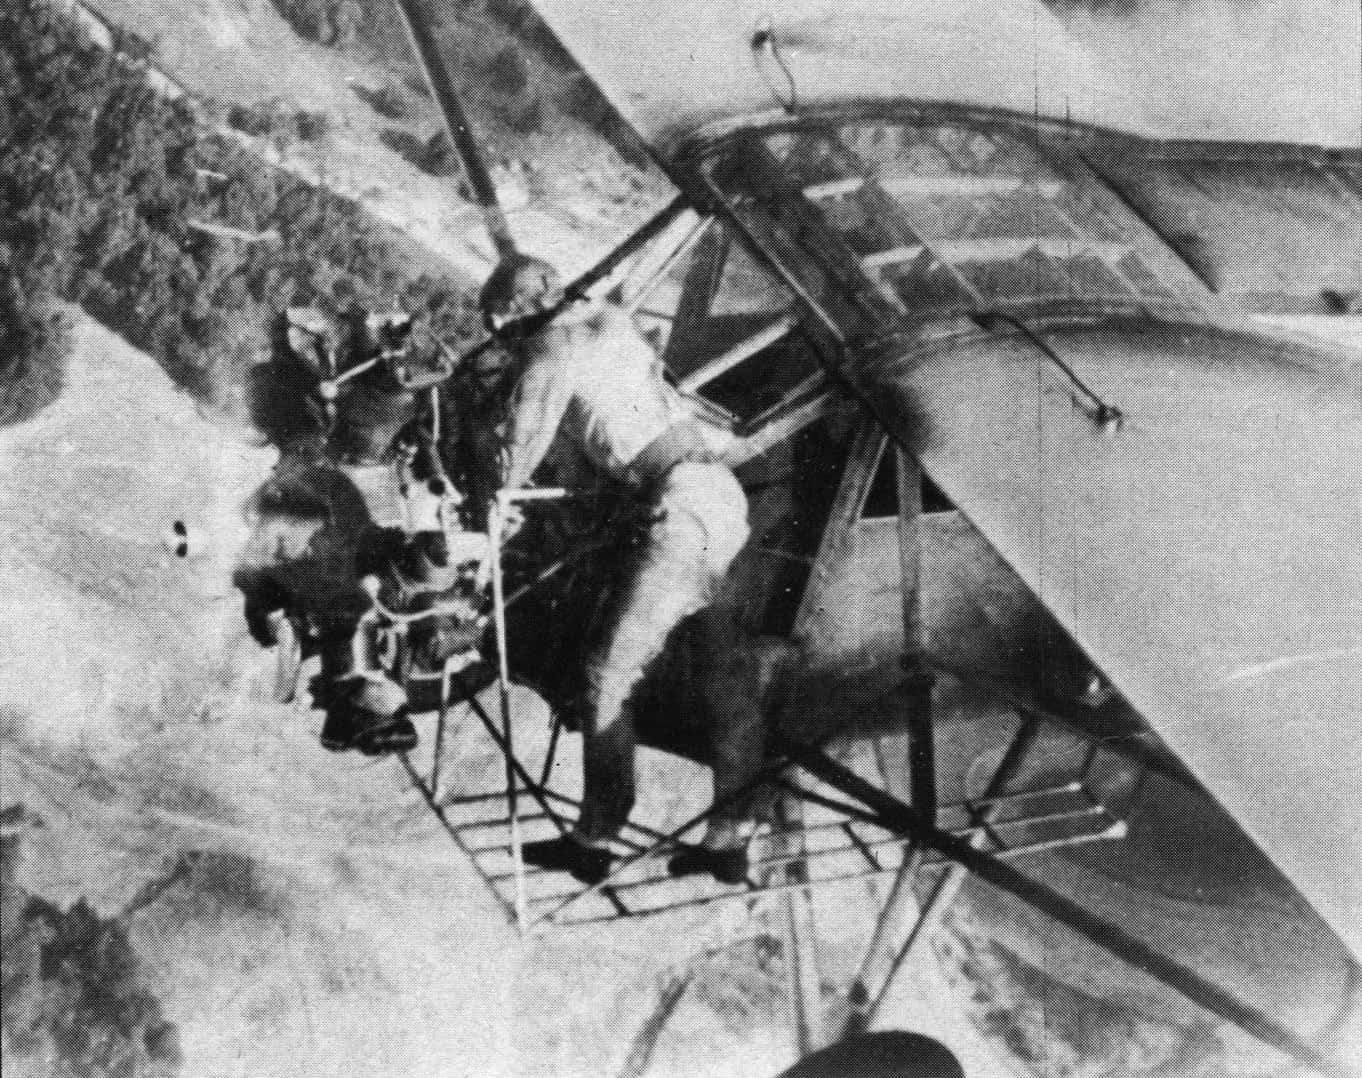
479,254,564,334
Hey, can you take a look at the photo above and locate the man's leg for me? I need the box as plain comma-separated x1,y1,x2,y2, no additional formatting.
524,527,711,882
527,464,750,881
653,466,761,882
665,630,785,884
700,634,791,846
574,545,710,841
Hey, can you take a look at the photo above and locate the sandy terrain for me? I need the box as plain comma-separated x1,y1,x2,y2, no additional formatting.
0,315,514,1076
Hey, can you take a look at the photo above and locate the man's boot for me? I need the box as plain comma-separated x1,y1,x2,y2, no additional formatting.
667,844,749,886
314,622,417,755
522,836,613,885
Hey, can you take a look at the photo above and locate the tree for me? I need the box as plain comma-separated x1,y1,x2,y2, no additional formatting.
0,274,68,426
0,0,480,429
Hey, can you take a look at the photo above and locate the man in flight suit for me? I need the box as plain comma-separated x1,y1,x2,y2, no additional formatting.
481,254,756,885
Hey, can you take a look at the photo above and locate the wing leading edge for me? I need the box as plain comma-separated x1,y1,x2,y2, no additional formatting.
529,0,1360,153
847,323,1362,960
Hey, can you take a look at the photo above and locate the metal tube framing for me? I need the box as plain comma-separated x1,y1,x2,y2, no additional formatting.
566,195,689,302
895,445,937,823
489,498,526,929
829,843,924,1038
429,658,453,801
532,751,798,927
864,715,1043,1028
622,215,713,317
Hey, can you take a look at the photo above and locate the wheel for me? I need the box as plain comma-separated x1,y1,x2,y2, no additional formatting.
775,1032,964,1078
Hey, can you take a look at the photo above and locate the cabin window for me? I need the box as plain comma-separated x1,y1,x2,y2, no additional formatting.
1105,156,1362,312
705,119,1219,333
860,440,954,520
620,217,826,427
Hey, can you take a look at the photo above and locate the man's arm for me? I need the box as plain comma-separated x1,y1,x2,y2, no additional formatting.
499,336,575,492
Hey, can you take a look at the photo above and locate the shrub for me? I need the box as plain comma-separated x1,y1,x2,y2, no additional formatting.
293,108,332,143
381,128,465,179
229,101,324,144
0,0,480,425
226,102,278,138
1,821,182,1078
482,44,529,97
504,93,544,137
403,72,432,100
271,0,365,49
362,82,413,121
418,130,461,177
0,280,68,426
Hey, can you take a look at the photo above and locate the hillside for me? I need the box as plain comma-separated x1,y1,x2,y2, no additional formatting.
0,315,509,1076
0,8,931,1076
4,314,1352,1075
85,0,669,281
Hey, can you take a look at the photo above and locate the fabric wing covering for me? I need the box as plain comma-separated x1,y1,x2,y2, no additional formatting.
844,324,1362,962
529,0,1361,152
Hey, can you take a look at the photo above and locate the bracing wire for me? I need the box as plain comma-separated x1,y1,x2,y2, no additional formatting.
751,17,798,115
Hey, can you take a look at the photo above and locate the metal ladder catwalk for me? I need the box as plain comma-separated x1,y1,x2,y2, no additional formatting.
397,683,1130,930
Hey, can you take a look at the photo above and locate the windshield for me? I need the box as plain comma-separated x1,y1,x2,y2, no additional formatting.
702,119,1219,333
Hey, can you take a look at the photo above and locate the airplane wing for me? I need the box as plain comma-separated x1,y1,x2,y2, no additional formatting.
529,0,1131,153
844,321,1362,960
525,0,1362,957
529,0,1360,153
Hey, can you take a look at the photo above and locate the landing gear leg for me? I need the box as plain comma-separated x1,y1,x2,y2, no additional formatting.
896,446,937,823
828,447,941,1038
770,793,825,1056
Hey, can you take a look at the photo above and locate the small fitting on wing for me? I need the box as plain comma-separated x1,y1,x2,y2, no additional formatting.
750,15,798,114
1091,401,1124,434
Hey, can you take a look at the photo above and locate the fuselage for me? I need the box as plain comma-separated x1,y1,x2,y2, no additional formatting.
571,102,1362,969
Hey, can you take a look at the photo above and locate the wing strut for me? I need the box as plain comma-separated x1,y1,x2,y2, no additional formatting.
771,732,1348,1078
391,0,518,258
